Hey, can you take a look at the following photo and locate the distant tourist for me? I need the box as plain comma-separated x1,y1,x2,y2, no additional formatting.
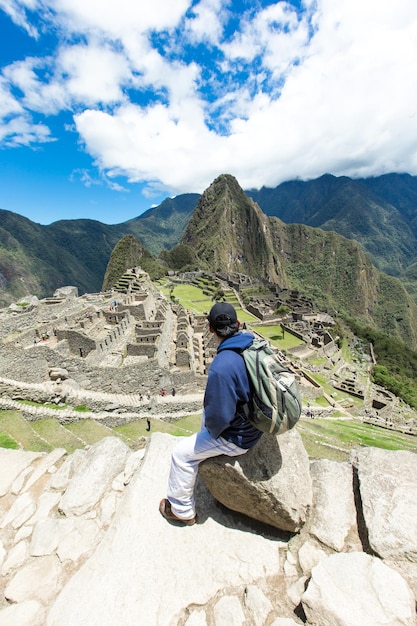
146,418,151,432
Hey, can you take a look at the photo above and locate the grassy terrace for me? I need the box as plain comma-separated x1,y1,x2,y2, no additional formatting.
250,324,305,351
299,417,417,461
1,408,416,460
0,410,203,454
157,278,258,323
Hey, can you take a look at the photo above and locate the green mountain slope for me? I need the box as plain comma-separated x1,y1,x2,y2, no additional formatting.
102,234,167,290
0,194,198,306
181,175,417,349
247,173,417,277
180,175,283,283
270,221,417,348
0,210,119,306
122,194,200,255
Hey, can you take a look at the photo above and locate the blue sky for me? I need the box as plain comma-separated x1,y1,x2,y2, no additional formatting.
1,0,417,225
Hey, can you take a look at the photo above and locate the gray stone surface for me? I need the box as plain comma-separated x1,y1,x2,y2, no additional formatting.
244,585,273,626
199,429,312,531
301,552,415,626
45,433,281,626
58,437,130,516
0,449,42,497
356,447,417,560
5,555,63,604
213,595,246,626
0,431,416,625
0,599,45,626
309,459,358,551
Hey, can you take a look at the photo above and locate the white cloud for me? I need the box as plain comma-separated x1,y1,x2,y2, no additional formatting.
0,73,54,146
2,0,417,197
0,113,52,146
0,77,23,117
50,0,190,38
223,1,310,73
183,0,227,45
0,0,41,37
3,57,67,114
57,43,132,106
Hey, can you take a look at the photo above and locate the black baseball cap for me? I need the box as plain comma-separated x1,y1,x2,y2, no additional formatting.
207,302,238,329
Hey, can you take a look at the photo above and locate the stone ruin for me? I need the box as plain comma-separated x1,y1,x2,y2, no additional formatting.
1,268,416,434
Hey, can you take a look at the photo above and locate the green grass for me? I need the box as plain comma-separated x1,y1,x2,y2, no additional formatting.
170,413,202,435
0,411,53,452
2,408,416,465
158,281,258,325
312,396,331,407
113,413,202,440
169,284,213,314
0,432,19,449
31,418,84,454
298,417,417,461
0,408,203,453
63,419,118,445
251,325,305,350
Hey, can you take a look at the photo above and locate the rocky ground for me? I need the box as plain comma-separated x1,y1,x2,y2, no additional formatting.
0,431,416,625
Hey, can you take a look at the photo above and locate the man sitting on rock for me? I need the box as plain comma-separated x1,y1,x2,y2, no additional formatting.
159,302,263,526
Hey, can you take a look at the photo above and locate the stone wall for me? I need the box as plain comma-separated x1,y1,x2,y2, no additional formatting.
57,329,96,358
126,343,157,358
176,349,191,367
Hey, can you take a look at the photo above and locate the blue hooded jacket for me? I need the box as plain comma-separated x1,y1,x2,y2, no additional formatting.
203,331,263,449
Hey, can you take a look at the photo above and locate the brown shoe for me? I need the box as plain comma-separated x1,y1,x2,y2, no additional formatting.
159,498,196,526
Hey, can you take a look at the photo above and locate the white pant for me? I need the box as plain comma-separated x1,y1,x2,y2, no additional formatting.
167,426,248,520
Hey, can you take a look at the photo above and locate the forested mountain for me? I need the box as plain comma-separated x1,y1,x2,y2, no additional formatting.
247,173,417,278
175,175,417,350
1,172,417,349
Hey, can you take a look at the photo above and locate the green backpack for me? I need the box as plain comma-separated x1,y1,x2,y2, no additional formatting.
240,338,302,434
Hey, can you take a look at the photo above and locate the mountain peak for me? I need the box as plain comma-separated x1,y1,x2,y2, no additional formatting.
180,173,282,282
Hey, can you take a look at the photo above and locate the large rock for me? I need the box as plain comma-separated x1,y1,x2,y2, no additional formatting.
58,437,130,516
301,552,415,626
308,459,359,551
0,449,43,498
199,429,312,532
355,447,417,560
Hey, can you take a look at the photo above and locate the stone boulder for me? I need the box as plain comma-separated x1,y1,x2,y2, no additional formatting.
355,447,417,560
49,368,69,382
8,296,39,313
301,552,416,626
53,286,78,299
308,459,360,552
58,437,130,516
199,429,312,532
